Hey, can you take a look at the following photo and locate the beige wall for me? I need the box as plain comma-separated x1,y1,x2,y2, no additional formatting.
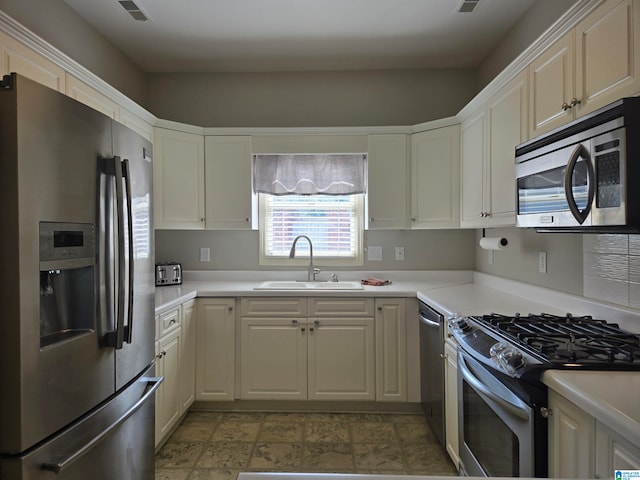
156,229,476,272
474,227,584,295
0,0,147,105
146,69,478,127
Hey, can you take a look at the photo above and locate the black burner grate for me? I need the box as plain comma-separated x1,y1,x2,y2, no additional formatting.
473,313,640,366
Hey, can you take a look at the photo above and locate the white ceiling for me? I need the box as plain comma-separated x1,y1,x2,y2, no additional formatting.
63,0,537,73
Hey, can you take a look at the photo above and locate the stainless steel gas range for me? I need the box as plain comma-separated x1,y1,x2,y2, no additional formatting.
449,312,640,478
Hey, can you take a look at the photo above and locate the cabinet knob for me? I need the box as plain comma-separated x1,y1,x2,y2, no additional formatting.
301,327,306,332
561,101,571,111
228,306,233,311
292,320,298,325
410,217,416,222
245,217,251,222
377,306,383,311
370,217,374,222
570,97,581,108
200,218,205,222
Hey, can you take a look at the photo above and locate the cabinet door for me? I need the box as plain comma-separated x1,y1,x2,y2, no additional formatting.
65,74,120,120
240,318,307,400
375,299,407,402
154,128,205,229
307,317,375,400
595,420,640,478
367,134,409,229
411,125,460,229
460,110,487,227
0,31,65,92
155,328,182,447
529,33,575,137
205,136,253,229
486,71,528,226
195,298,236,401
575,0,640,116
180,300,196,411
548,390,596,479
444,341,459,469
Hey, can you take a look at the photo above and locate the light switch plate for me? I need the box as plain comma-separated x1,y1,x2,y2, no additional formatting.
368,246,382,261
395,247,405,261
200,247,211,262
538,251,547,273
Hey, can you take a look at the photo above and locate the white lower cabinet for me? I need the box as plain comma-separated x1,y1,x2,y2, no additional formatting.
443,340,459,469
239,298,376,401
375,298,407,402
195,298,236,401
547,389,640,478
595,421,640,478
180,300,196,411
155,325,182,448
155,300,198,449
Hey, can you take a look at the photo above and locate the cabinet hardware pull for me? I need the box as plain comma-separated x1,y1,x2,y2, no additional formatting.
570,97,581,108
314,320,320,326
377,306,382,311
200,218,205,222
309,327,314,332
292,320,298,325
410,217,416,222
562,102,571,111
370,217,374,222
245,217,250,222
228,306,233,311
301,327,306,332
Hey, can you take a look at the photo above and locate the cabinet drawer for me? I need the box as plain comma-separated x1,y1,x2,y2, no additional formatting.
241,297,308,317
159,307,181,336
309,298,374,316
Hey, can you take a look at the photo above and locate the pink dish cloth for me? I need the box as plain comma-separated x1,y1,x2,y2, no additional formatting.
360,278,392,286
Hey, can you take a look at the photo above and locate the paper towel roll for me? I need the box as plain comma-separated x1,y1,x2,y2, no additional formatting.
479,237,508,250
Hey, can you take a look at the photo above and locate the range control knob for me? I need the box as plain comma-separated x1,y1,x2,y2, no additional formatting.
456,319,472,332
507,352,525,370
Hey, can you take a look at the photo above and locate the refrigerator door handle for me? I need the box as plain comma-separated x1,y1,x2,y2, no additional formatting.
41,376,162,474
104,156,126,349
122,158,134,345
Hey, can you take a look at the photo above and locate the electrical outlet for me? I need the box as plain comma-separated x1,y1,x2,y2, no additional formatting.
200,247,210,262
367,246,383,261
395,247,405,261
538,251,547,273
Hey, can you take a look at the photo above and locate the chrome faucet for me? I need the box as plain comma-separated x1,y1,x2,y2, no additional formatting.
288,235,320,281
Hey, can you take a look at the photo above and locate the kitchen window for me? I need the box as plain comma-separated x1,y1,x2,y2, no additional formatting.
254,154,366,266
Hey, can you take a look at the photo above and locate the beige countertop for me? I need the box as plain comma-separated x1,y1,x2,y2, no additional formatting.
542,369,640,447
155,269,640,449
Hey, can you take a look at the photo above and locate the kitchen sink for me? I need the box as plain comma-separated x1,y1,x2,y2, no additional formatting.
254,280,364,290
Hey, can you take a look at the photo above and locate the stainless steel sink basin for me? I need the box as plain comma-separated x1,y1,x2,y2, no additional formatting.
254,280,364,290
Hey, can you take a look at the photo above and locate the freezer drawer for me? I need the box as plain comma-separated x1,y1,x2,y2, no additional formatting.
0,365,161,480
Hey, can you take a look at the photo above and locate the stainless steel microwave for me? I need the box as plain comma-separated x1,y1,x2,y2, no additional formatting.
515,97,640,232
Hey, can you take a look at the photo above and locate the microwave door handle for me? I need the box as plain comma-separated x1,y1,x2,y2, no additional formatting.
122,158,134,345
564,143,595,224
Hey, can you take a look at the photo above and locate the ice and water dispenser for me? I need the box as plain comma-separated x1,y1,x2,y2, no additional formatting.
39,222,95,349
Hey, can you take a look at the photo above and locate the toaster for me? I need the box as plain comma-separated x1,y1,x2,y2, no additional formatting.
156,262,182,286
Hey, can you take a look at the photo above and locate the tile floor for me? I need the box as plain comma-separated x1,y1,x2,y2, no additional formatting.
155,411,458,480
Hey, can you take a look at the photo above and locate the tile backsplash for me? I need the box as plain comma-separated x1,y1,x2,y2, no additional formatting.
583,234,640,308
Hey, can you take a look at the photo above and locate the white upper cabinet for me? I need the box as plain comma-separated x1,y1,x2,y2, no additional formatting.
530,0,640,137
575,0,640,116
460,109,487,227
205,136,253,229
529,33,575,137
410,125,460,229
366,134,409,230
0,31,66,93
461,70,527,228
154,128,205,229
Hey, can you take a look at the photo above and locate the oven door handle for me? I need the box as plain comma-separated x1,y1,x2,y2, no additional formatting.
459,353,530,421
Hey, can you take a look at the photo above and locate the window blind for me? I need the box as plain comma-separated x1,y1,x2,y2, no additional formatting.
253,154,367,195
263,195,358,258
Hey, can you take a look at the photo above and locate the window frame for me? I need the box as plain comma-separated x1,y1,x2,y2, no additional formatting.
258,192,365,267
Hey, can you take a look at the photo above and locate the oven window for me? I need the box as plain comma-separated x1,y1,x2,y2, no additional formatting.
463,381,519,476
517,161,589,214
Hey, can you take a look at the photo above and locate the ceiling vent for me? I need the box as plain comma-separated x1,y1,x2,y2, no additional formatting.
118,0,150,21
455,0,481,14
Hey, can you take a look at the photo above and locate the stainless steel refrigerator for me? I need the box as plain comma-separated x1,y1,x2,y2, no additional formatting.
0,73,160,479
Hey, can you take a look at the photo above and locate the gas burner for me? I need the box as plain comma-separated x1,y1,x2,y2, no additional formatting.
470,312,640,367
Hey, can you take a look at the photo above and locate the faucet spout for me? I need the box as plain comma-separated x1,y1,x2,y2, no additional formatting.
289,235,320,281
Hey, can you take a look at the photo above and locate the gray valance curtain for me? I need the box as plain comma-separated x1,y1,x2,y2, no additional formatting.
253,154,367,195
